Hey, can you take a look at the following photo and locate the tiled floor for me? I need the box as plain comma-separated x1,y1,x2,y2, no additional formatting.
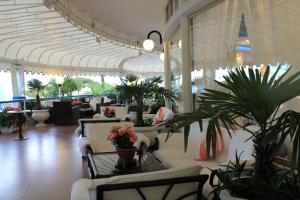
0,125,88,200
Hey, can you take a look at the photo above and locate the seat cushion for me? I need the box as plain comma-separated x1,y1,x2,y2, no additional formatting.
226,130,254,161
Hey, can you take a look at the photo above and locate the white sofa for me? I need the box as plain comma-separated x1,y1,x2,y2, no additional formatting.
152,121,255,198
71,165,207,200
99,106,128,121
73,120,256,200
77,121,150,157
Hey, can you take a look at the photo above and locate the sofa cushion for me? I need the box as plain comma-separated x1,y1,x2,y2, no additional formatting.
89,165,203,200
226,130,254,161
153,149,195,166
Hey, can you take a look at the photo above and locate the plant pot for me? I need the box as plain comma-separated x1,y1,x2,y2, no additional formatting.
116,147,136,161
133,126,161,146
32,110,50,127
0,126,18,134
219,190,247,200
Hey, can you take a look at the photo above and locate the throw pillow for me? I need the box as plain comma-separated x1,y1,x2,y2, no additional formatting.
153,107,164,124
194,128,225,161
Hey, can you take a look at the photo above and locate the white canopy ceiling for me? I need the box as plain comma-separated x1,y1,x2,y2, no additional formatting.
0,0,164,76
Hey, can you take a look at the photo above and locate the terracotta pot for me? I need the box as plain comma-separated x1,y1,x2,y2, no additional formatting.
116,147,136,161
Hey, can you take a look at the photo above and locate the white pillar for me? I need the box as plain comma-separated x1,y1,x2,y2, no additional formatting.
16,67,25,97
180,16,192,112
163,41,172,109
101,74,105,83
11,65,19,97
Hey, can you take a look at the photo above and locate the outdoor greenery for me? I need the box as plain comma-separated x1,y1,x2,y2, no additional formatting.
60,77,78,96
88,82,115,95
27,77,115,99
162,66,300,199
116,76,178,127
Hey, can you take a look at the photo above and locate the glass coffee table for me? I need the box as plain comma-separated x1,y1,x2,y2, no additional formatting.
87,152,167,178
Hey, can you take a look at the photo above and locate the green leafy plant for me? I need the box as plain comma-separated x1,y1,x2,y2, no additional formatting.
143,117,154,127
61,77,78,96
0,109,26,129
162,65,300,198
27,79,46,109
116,76,178,127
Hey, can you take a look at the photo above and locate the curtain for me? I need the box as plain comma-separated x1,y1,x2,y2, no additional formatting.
192,0,242,69
242,0,300,66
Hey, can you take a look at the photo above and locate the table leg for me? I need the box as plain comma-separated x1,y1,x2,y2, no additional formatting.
14,113,28,141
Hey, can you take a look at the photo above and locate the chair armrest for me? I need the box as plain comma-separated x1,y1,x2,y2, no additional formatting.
78,137,93,157
156,132,184,150
134,133,151,151
71,179,93,200
74,127,82,137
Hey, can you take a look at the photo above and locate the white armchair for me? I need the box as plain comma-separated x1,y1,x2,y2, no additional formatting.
78,122,150,157
71,165,207,200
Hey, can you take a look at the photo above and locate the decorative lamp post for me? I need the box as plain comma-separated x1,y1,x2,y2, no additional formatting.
55,76,64,100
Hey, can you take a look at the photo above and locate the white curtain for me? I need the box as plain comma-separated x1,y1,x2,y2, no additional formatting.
192,0,300,110
192,0,242,69
242,0,300,66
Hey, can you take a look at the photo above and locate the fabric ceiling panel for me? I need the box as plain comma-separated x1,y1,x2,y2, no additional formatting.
0,0,162,76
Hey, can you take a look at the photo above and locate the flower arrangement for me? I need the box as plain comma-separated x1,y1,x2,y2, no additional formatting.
103,107,116,118
107,125,137,149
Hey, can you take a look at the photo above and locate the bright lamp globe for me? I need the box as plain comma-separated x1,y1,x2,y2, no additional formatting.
143,39,154,51
55,76,64,85
160,52,164,61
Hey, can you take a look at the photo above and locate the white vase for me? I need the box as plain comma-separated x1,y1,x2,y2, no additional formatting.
32,110,50,127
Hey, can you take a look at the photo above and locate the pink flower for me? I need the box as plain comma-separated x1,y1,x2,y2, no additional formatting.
106,132,119,141
111,125,122,132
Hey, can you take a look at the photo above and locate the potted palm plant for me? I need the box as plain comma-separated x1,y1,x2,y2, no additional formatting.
162,66,300,199
27,79,49,127
116,76,178,127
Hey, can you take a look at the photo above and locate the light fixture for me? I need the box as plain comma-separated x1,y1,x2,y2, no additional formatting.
143,30,162,51
160,51,164,61
143,39,155,51
55,76,64,86
178,40,182,49
55,76,64,99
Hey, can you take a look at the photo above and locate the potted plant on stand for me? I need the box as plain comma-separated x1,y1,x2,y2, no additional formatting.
116,76,178,144
27,79,49,127
162,66,300,199
0,108,26,134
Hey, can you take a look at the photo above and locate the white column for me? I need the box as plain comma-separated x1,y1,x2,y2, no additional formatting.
163,41,172,109
101,74,105,83
180,16,192,112
16,67,25,96
10,65,19,97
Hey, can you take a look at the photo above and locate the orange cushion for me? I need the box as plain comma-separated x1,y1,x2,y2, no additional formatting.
194,129,225,161
154,107,164,124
